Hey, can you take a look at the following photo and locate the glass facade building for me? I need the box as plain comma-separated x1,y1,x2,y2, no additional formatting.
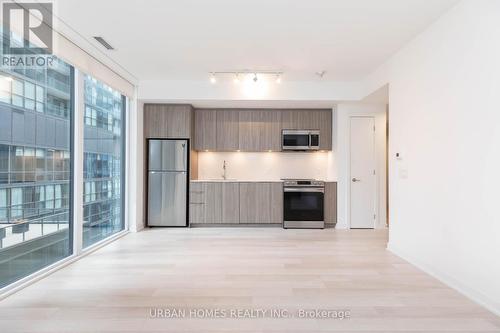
83,76,125,247
0,59,74,288
0,29,126,288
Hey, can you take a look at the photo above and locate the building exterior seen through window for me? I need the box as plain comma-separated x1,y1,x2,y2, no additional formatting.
82,75,125,248
0,57,73,288
0,27,126,288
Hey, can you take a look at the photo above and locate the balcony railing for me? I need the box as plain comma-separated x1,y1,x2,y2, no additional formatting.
0,212,69,250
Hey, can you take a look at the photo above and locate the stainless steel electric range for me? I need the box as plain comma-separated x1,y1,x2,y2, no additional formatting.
282,179,325,229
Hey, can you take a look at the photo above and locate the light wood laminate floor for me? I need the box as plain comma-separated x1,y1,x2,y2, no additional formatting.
0,228,498,332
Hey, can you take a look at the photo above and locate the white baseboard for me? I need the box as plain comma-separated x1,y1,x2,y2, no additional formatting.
387,242,500,316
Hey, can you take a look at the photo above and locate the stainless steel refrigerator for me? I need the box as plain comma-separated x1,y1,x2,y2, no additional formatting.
147,139,188,227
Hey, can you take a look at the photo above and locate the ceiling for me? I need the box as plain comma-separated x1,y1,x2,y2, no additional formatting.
53,0,458,83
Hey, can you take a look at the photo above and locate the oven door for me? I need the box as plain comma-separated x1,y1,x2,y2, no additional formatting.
283,187,324,223
282,130,311,150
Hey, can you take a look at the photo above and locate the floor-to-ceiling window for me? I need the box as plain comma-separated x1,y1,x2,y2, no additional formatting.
0,22,128,289
82,75,125,248
0,60,74,288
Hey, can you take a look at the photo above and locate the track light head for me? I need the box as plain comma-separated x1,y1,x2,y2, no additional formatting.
210,73,216,84
253,73,258,82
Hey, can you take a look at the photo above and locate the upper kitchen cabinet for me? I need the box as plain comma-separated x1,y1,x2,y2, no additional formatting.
316,110,332,150
238,110,281,151
144,104,193,139
258,110,281,151
281,109,332,150
194,109,217,150
238,110,260,151
216,110,239,151
192,108,332,151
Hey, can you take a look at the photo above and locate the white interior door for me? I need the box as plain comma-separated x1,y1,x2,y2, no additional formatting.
350,117,376,229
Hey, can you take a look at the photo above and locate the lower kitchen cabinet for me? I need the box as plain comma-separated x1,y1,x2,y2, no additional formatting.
222,183,239,223
190,182,282,225
204,182,222,223
189,182,205,224
239,182,282,224
324,182,337,225
189,182,222,224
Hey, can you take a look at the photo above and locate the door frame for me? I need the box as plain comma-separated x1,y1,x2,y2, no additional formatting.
348,115,377,229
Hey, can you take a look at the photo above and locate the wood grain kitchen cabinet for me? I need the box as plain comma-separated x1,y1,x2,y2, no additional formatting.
269,182,283,223
259,111,281,151
239,182,281,224
238,111,260,151
189,182,205,224
204,182,222,223
194,110,217,150
144,104,192,138
318,110,332,150
324,182,337,225
222,183,240,223
216,110,239,151
280,110,302,130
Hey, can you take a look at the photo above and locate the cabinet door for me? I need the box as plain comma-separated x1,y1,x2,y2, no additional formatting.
204,182,222,223
194,110,217,150
259,111,281,151
164,105,192,138
324,182,337,224
238,111,260,151
239,183,274,223
216,110,239,151
144,104,166,138
144,104,192,138
280,110,302,130
319,110,332,150
189,182,205,224
222,183,239,223
269,182,283,223
239,183,258,223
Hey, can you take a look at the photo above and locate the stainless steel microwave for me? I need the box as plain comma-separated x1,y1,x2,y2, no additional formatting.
282,130,320,151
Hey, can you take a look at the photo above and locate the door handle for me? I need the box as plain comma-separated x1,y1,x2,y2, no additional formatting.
352,178,360,182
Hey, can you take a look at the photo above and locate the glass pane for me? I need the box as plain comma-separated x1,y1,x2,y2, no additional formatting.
0,189,6,219
36,85,44,102
12,79,23,95
0,55,73,288
36,101,44,113
25,98,35,110
0,90,10,104
83,75,125,248
12,94,23,107
25,82,35,99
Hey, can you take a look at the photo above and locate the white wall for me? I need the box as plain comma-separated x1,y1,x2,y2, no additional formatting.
335,104,387,229
139,79,363,102
197,151,333,181
127,100,145,232
364,0,500,315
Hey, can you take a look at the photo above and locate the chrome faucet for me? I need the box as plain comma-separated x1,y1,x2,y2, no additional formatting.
222,160,228,180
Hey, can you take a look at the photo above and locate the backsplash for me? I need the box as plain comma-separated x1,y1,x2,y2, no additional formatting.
197,151,334,181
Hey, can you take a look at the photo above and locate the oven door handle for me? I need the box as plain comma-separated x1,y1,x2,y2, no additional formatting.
284,187,324,193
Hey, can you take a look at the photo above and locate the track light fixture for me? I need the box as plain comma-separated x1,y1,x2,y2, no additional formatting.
208,70,283,84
